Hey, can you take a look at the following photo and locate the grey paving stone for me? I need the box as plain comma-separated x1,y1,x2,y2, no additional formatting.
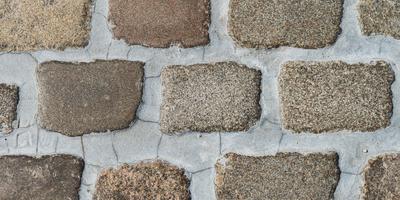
359,0,400,39
279,61,394,133
0,155,83,200
363,154,400,199
160,62,261,133
37,60,144,136
0,84,18,133
229,0,343,48
109,0,210,48
215,152,340,200
94,161,190,200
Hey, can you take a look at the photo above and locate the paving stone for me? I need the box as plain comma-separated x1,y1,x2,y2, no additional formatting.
363,154,400,199
0,155,83,200
0,0,91,51
215,152,340,200
109,0,210,48
359,0,400,39
37,60,144,136
160,62,261,133
229,0,343,49
279,61,393,133
0,84,18,133
94,161,190,200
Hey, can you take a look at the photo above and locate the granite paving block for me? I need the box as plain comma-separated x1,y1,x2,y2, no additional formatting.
94,161,190,200
0,155,83,200
363,154,400,199
216,153,340,200
160,62,261,133
0,0,91,51
279,61,393,133
109,0,210,48
229,0,343,48
37,60,144,136
359,0,400,39
0,84,18,133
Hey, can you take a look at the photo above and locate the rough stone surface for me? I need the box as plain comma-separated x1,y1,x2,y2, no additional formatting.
0,155,83,200
215,153,340,200
109,0,210,48
279,61,394,133
160,62,261,133
359,0,400,39
229,0,343,49
37,60,144,136
363,154,400,199
0,0,92,51
94,161,190,200
0,84,18,133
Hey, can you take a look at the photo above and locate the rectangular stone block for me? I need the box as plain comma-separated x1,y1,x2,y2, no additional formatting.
160,62,261,133
0,155,83,200
0,84,18,133
0,0,92,51
94,161,190,199
229,0,343,48
279,61,394,133
109,0,210,48
216,153,340,200
37,60,144,136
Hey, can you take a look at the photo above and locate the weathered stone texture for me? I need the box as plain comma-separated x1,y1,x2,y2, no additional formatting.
0,0,91,51
37,60,144,136
0,155,83,200
216,153,340,200
0,84,18,133
363,154,400,200
109,0,210,48
229,0,343,49
160,62,261,133
94,161,190,200
279,61,393,133
359,0,400,39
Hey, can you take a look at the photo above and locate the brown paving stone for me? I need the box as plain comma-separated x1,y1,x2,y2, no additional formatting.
279,61,393,133
109,0,210,48
94,161,190,200
0,84,18,133
0,0,91,51
363,154,400,200
216,153,340,200
160,62,261,134
0,155,83,200
229,0,343,49
359,0,400,39
37,60,144,136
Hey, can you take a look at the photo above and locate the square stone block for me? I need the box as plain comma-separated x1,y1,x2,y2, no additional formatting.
0,84,18,133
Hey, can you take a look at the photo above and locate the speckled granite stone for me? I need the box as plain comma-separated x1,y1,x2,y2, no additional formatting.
0,155,83,200
160,62,261,134
94,161,190,200
363,154,400,200
359,0,400,39
37,60,144,136
0,84,18,133
279,61,393,133
216,153,340,200
229,0,343,49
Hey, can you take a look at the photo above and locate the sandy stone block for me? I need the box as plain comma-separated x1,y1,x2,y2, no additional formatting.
0,0,92,51
229,0,343,48
0,155,83,200
0,84,18,133
37,60,144,136
216,153,340,200
160,62,261,133
109,0,210,48
279,61,394,133
94,161,190,200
